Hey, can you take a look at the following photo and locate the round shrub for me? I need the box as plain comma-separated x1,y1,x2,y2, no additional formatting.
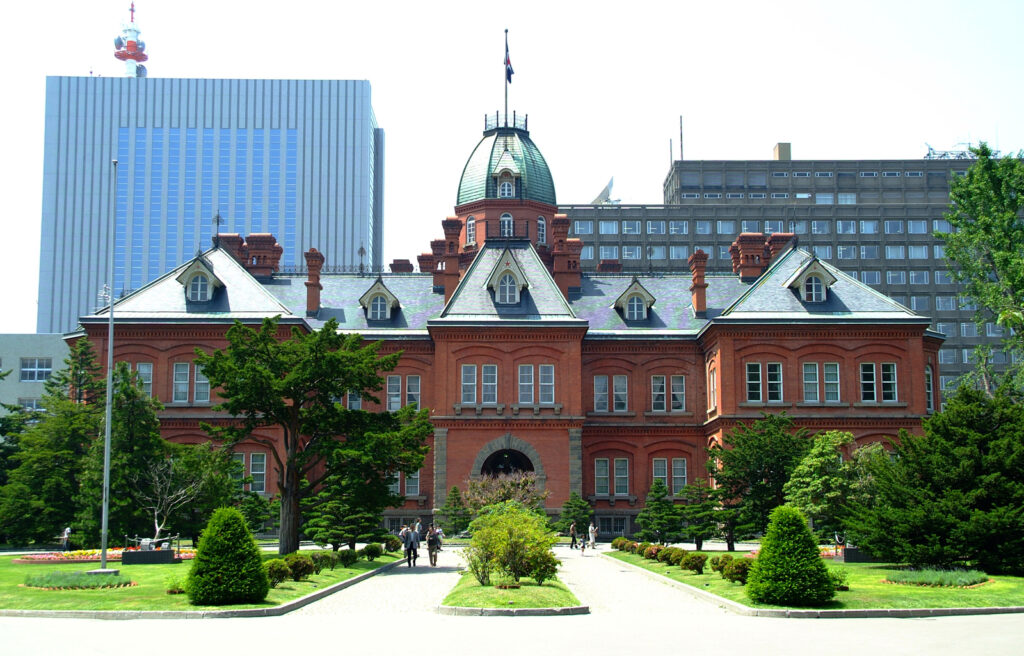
746,506,835,606
668,548,688,566
337,548,359,568
626,541,640,554
723,558,753,584
310,551,335,574
644,544,663,560
362,543,383,561
711,553,733,574
527,548,560,586
265,559,291,588
636,542,652,557
682,552,708,575
284,552,315,581
384,535,402,553
185,507,269,605
611,537,626,550
657,546,678,564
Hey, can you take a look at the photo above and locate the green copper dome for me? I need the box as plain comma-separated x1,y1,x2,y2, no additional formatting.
457,124,556,206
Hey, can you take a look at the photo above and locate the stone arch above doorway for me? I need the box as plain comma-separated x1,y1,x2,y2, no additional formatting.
470,433,547,489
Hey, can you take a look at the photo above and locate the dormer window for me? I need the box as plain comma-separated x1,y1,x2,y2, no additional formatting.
626,295,646,320
500,213,514,237
498,274,517,304
803,275,825,302
369,295,388,320
359,278,400,321
499,181,514,198
537,216,547,244
466,216,476,244
188,274,210,302
613,278,656,321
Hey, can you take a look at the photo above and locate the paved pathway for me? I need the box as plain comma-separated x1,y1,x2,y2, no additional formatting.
1,545,1022,655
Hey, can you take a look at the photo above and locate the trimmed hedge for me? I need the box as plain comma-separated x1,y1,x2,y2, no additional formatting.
746,506,834,605
723,558,753,584
337,548,359,568
362,543,383,561
682,552,708,575
284,552,315,581
265,559,291,588
185,507,269,605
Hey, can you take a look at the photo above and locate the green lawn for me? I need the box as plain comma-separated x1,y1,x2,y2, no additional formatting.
442,571,580,609
0,552,397,611
607,550,1024,610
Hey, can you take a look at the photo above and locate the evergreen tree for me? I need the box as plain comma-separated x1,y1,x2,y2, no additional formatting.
185,507,269,605
783,430,855,539
746,505,835,606
679,478,716,550
555,491,593,535
635,479,682,545
844,385,1024,574
437,486,471,535
708,411,811,534
302,467,390,550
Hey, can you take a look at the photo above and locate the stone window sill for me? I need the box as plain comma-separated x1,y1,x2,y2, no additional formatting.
586,411,637,418
510,404,563,416
643,411,694,417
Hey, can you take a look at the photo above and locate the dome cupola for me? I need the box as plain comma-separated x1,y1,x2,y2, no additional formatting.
457,113,556,207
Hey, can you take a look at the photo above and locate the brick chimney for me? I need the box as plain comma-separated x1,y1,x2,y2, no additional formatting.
304,248,325,317
390,259,414,273
688,248,709,318
597,259,622,273
550,215,582,299
244,233,283,277
734,233,770,281
217,233,247,265
417,252,435,276
430,239,446,290
441,218,463,302
766,232,796,262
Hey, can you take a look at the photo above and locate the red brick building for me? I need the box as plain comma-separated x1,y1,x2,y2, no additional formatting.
76,117,943,536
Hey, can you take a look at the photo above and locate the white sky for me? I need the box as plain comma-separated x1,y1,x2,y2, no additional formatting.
0,0,1021,334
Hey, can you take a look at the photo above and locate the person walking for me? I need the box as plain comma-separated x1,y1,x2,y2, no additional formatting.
569,521,578,549
61,526,71,552
588,521,598,550
403,524,420,567
426,525,441,567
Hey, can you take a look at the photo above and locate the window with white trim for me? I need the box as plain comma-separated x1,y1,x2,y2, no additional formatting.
669,221,688,235
614,458,629,496
539,365,554,405
671,458,687,494
594,375,609,412
766,363,783,402
500,213,514,236
925,366,934,413
250,453,266,493
860,363,897,403
599,246,618,260
803,363,819,402
387,375,401,411
599,220,618,235
406,470,420,496
626,295,645,321
518,365,534,405
347,390,362,410
482,364,498,405
497,273,517,304
595,459,609,496
708,367,717,410
860,363,876,402
406,375,421,408
499,181,514,198
653,458,668,488
824,362,840,402
647,221,665,234
461,365,476,404
670,375,685,411
803,276,825,302
369,295,388,320
188,274,210,302
466,216,476,244
613,375,628,412
387,473,401,496
622,220,641,234
881,363,897,402
651,376,666,412
746,363,762,402
194,367,210,403
173,363,189,402
574,220,592,235
136,362,153,397
19,358,52,382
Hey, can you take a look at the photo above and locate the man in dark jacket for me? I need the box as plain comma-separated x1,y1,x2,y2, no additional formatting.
403,526,420,567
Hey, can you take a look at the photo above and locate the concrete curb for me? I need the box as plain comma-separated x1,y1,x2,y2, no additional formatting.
437,604,589,616
601,552,1024,619
0,557,404,620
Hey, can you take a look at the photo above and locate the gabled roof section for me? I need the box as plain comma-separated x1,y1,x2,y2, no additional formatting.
720,247,929,322
613,277,656,313
782,257,838,291
486,247,530,292
433,240,582,325
358,277,401,311
494,147,521,176
82,248,297,324
173,255,225,292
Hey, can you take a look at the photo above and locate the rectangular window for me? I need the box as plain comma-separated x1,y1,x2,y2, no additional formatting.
719,246,731,260
387,473,400,496
461,365,477,404
771,193,789,199
726,193,744,199
647,220,666,235
594,375,609,412
136,363,153,397
765,220,784,234
518,365,534,405
908,245,928,260
708,367,717,410
934,219,952,232
653,458,668,487
934,245,946,259
746,363,762,402
595,459,609,496
622,220,641,234
861,271,881,285
680,193,699,199
670,375,685,411
580,246,594,260
813,245,832,259
704,193,722,199
539,364,554,405
406,470,420,497
173,363,189,402
837,221,857,234
231,453,245,490
860,363,876,402
671,458,687,494
860,245,879,259
838,193,857,205
910,270,930,285
883,171,900,177
986,322,1005,337
794,171,810,178
669,220,688,235
788,220,807,234
815,193,834,205
622,246,641,260
670,245,689,260
347,390,362,410
824,363,840,402
599,246,619,260
815,171,834,178
881,363,897,402
961,323,978,338
614,458,629,496
860,171,878,177
651,375,666,412
837,245,857,260
860,220,879,234
906,171,923,177
935,322,955,336
887,271,906,285
795,193,811,199
935,271,953,285
613,375,628,412
938,349,957,365
599,220,618,235
648,246,666,260
574,220,593,235
194,367,210,403
19,358,52,382
696,220,712,235
717,220,735,234
911,296,930,311
742,220,760,233
482,364,498,405
766,363,783,402
803,363,819,402
886,245,905,259
406,375,421,408
884,220,904,234
811,221,830,235
749,192,767,199
772,171,789,177
908,220,928,234
386,375,402,411
250,453,266,494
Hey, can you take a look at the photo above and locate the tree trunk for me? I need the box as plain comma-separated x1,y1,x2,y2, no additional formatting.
278,481,301,555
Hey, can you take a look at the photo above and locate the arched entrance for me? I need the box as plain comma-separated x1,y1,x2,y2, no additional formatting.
469,433,548,490
480,449,534,476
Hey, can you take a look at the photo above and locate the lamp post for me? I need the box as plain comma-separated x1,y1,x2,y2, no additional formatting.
99,159,118,572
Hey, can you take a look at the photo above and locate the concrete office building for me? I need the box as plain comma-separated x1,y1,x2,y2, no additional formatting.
38,76,385,333
562,145,1008,391
0,334,68,413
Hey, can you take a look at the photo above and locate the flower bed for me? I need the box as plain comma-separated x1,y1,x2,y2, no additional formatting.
13,548,196,563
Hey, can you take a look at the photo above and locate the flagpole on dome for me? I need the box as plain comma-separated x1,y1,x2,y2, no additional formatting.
504,29,513,127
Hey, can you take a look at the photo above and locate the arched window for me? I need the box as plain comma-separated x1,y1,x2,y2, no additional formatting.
497,273,517,304
500,213,514,237
925,365,934,413
499,181,515,198
466,216,476,244
537,216,546,244
803,275,825,302
626,295,646,320
369,295,388,320
188,274,209,302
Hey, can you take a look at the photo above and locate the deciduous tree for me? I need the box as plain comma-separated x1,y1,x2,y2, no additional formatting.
783,430,855,540
464,471,549,514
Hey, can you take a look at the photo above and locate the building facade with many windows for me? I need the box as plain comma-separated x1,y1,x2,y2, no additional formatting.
0,334,68,414
562,147,1003,392
74,123,942,536
38,76,384,333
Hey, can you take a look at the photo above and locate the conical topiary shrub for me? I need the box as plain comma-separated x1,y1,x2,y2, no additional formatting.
746,505,835,606
185,507,269,605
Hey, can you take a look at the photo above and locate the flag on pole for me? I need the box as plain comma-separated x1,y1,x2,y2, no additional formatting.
505,39,514,83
